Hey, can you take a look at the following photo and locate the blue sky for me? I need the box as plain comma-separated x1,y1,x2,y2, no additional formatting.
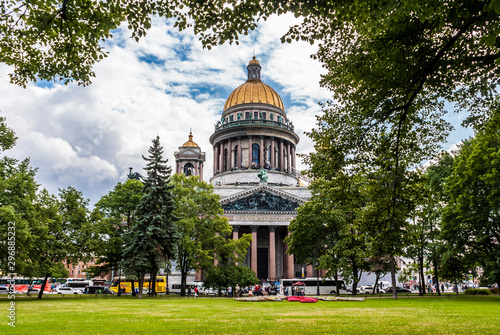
0,14,473,206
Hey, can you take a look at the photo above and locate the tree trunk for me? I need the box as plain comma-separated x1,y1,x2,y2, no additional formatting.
181,265,187,297
166,273,169,295
152,273,157,296
390,256,397,299
138,275,144,299
335,271,340,297
117,266,122,297
453,273,459,296
433,259,441,296
38,272,50,300
419,253,425,296
372,271,380,295
148,276,152,297
131,280,136,296
352,259,358,296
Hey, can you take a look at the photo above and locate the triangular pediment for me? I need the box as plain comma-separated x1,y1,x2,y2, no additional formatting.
220,185,305,213
178,148,201,156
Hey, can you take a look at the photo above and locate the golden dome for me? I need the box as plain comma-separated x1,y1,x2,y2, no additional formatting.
224,80,285,111
248,56,260,65
182,132,199,147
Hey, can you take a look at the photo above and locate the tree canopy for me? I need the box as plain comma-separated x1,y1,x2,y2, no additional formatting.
171,173,251,296
442,105,500,286
89,178,144,278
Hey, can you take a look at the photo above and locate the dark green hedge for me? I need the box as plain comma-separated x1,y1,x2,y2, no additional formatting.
464,289,492,295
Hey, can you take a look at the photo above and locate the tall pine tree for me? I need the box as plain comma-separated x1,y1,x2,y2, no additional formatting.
122,136,179,298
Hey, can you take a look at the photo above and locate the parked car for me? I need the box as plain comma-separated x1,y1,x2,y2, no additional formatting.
364,285,387,294
358,285,373,294
84,286,114,294
385,286,411,293
55,287,83,294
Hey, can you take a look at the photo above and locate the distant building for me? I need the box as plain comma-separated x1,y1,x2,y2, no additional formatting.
62,259,110,281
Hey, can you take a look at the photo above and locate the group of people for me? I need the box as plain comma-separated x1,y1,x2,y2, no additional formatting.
186,286,199,298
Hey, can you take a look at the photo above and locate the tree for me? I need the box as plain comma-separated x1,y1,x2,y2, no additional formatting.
442,105,500,286
122,136,179,299
0,120,96,299
170,173,251,296
203,264,258,296
35,186,96,299
286,192,342,295
0,157,37,277
88,179,144,294
0,156,77,301
408,152,454,296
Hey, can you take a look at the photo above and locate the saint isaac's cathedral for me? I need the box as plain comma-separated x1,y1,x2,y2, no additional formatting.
174,57,316,281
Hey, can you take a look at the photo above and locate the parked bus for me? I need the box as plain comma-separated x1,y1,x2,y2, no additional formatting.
280,278,349,295
66,279,94,292
109,276,167,294
168,281,203,295
0,277,51,293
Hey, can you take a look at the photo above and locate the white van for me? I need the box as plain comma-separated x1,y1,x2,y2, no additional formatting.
168,281,203,295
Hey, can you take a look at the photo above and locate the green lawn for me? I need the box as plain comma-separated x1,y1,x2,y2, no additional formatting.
1,295,499,334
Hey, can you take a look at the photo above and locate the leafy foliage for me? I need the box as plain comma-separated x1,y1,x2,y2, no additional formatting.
442,105,500,285
0,157,38,276
0,0,188,86
0,116,17,151
171,173,251,296
203,264,258,294
88,179,144,277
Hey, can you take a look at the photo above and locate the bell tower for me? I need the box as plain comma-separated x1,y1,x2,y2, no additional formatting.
174,131,206,179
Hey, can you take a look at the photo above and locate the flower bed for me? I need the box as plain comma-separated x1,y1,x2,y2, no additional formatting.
286,296,318,303
311,296,365,302
235,295,365,303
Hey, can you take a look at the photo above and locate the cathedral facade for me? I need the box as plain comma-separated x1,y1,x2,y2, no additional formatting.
175,57,312,281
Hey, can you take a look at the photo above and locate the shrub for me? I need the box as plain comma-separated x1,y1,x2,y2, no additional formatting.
490,287,499,294
464,289,492,295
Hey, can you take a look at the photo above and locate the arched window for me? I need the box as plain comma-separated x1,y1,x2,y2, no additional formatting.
223,148,229,171
252,143,260,166
234,145,238,168
183,163,194,176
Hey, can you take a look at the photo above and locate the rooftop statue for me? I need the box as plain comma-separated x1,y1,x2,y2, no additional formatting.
258,168,268,182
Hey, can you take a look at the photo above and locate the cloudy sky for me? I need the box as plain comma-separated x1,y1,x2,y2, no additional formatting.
0,14,472,206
